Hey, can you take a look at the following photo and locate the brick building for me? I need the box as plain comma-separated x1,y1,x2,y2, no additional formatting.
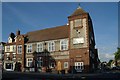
3,6,99,73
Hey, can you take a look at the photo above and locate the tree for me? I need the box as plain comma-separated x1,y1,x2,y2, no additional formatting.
114,48,120,60
107,59,113,66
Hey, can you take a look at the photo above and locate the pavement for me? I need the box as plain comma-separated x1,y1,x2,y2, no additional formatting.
2,71,120,80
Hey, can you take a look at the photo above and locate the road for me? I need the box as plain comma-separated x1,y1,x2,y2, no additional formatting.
2,71,120,80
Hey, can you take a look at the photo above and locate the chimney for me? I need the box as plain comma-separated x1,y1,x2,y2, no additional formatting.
16,30,20,35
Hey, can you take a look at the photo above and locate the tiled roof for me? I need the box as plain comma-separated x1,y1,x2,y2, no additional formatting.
70,7,86,16
26,25,69,43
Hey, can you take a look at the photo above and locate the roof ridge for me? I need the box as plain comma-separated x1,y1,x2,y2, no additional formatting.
27,25,68,34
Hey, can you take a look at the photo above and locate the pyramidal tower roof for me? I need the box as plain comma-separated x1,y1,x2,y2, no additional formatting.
70,4,87,16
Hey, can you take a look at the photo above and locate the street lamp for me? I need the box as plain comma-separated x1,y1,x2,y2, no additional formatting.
70,58,74,74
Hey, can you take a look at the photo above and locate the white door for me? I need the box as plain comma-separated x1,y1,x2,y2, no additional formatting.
75,62,84,72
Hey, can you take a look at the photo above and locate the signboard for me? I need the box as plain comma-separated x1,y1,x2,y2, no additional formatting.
73,37,84,44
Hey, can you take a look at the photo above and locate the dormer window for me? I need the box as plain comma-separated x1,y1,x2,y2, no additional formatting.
14,36,17,42
8,37,12,43
8,32,15,43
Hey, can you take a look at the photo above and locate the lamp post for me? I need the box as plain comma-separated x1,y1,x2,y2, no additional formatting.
70,58,74,74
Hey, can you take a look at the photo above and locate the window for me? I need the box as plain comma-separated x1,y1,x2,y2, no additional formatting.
49,62,55,68
37,43,43,52
5,63,13,70
17,45,22,54
27,58,33,67
37,57,43,67
26,44,32,53
13,53,16,59
48,41,55,52
8,37,12,43
6,46,10,52
60,39,68,50
64,62,68,68
75,19,82,27
13,45,16,52
6,53,10,57
75,62,84,70
6,53,10,60
73,37,84,44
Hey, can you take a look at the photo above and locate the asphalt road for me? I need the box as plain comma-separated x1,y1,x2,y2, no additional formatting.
2,71,120,80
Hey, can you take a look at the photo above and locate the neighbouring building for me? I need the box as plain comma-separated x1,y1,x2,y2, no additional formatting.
0,42,6,68
3,5,99,73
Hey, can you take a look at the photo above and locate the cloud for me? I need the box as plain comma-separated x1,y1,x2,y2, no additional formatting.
99,53,114,62
105,53,114,59
97,42,117,62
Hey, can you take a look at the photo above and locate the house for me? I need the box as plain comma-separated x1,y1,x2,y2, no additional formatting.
3,5,99,73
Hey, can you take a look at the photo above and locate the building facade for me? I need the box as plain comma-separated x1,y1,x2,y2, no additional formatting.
0,42,5,68
3,6,99,73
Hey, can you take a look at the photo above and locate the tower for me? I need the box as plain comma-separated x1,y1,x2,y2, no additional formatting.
68,5,88,49
68,5,97,72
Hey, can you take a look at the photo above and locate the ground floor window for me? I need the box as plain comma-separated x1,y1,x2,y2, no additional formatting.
49,62,55,68
75,62,84,70
37,57,43,67
5,63,13,70
27,58,33,67
64,62,68,69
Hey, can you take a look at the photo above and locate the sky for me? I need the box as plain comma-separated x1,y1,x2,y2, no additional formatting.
1,0,119,2
2,2,118,62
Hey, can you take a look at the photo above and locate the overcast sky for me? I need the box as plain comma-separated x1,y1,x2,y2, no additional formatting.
2,2,118,62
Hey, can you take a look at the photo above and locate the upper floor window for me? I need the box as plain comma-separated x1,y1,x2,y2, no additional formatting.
6,53,10,57
60,39,68,50
48,41,55,52
75,19,82,27
13,53,16,60
6,46,10,52
17,45,22,54
13,45,16,52
26,44,32,53
6,53,10,60
37,43,43,52
8,37,12,43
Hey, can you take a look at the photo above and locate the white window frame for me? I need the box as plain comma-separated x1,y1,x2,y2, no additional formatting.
13,45,16,52
6,53,10,57
75,62,84,70
60,39,68,50
49,62,55,68
8,37,12,43
48,41,55,52
17,45,22,54
36,43,43,52
13,53,16,59
26,44,32,53
64,62,68,69
6,53,10,60
37,57,43,67
27,58,33,67
6,46,10,52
